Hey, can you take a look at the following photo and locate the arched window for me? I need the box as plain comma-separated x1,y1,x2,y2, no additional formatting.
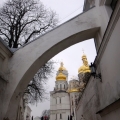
60,84,62,90
60,98,61,103
64,84,65,89
60,114,62,119
56,114,57,119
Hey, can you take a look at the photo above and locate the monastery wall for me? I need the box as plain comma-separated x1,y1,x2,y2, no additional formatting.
0,38,13,119
76,1,120,120
76,77,101,120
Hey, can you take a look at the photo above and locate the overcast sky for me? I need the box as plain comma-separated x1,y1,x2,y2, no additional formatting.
0,0,96,118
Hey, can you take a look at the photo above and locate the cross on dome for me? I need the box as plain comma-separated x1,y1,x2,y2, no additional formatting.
60,62,64,67
82,49,84,54
71,76,75,80
58,61,67,71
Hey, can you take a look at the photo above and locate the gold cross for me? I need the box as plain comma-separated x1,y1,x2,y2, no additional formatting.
60,62,63,67
71,76,75,79
82,49,84,54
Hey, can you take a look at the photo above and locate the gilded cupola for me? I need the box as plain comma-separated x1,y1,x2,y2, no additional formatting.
56,62,67,81
58,62,67,71
78,53,91,74
67,79,80,93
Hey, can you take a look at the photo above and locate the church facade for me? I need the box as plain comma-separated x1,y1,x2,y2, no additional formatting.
50,54,91,120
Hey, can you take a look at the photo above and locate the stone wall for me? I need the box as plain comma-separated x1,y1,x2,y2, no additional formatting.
0,78,8,120
0,38,12,120
76,1,120,120
76,76,101,120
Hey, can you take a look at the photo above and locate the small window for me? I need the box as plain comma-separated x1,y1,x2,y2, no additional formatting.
60,114,62,119
60,98,61,103
64,84,65,89
56,99,57,104
72,100,73,105
60,84,62,90
56,114,57,119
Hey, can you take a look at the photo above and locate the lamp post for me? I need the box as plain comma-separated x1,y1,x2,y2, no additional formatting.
89,63,102,82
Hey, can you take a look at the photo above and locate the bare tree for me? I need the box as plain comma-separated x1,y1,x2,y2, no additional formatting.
0,0,58,48
0,0,58,104
41,110,50,120
24,61,55,104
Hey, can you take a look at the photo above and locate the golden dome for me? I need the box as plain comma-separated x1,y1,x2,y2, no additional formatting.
67,88,80,93
58,62,67,71
56,72,66,81
78,53,91,74
56,62,67,81
82,54,87,60
78,66,90,73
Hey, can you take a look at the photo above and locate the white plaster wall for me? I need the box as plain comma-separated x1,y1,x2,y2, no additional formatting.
50,110,70,120
50,113,55,120
65,111,70,120
102,107,120,120
76,2,120,120
50,84,70,120
50,96,57,110
0,40,12,119
99,13,120,111
55,80,68,91
76,76,101,120
50,92,70,111
0,78,8,120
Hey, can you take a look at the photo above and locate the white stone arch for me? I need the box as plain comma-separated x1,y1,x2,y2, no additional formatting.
5,7,100,120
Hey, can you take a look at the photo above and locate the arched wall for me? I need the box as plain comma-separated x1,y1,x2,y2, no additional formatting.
5,7,101,119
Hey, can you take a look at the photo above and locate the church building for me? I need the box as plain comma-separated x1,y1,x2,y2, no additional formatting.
50,62,70,120
50,53,91,120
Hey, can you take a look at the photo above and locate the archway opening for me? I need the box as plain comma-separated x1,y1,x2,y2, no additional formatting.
5,7,99,118
21,38,97,117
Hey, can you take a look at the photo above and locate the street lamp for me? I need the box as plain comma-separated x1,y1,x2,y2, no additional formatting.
89,63,102,81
